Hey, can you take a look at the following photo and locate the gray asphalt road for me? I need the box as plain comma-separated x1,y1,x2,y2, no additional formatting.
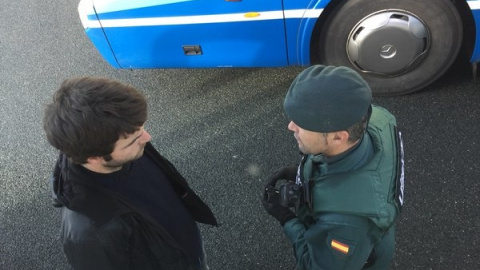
1,1,479,269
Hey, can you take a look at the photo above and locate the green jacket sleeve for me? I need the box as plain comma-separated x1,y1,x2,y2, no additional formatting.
283,213,381,270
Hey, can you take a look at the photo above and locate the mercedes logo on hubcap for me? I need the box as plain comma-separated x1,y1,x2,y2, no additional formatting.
380,45,397,59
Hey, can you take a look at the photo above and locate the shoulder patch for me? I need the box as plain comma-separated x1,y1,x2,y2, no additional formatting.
331,239,350,254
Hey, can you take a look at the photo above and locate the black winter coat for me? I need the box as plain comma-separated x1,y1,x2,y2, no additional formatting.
51,143,217,270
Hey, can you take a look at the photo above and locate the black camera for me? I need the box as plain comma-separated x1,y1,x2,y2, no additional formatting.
279,181,301,208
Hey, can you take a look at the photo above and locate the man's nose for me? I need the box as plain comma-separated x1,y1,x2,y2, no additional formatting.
288,121,297,131
140,131,152,143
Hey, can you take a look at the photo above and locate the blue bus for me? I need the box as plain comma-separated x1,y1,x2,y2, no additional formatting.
78,0,480,96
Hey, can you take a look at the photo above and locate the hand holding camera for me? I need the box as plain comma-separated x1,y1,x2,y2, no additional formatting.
261,166,298,226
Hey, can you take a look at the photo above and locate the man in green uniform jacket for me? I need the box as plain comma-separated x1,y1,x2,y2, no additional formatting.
262,65,404,269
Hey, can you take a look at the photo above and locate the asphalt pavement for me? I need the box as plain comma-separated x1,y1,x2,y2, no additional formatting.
1,1,479,269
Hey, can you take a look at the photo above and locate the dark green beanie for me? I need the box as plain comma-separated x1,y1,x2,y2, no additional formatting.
284,65,372,132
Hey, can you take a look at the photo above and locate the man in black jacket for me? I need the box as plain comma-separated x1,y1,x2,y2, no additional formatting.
43,77,217,270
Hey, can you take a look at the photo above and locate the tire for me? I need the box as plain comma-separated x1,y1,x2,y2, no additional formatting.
316,0,463,96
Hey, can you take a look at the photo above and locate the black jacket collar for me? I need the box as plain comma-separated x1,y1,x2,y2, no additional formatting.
52,142,218,226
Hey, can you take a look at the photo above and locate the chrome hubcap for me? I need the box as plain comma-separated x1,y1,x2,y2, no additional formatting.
347,10,430,76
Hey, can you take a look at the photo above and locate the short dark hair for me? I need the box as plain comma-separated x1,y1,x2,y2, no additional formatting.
346,112,369,142
43,77,147,164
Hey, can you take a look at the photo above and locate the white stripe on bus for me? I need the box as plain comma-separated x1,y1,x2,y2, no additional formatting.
83,9,323,29
84,1,480,30
468,0,480,10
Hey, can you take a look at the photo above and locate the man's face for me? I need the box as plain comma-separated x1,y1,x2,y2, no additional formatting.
104,126,152,169
288,121,331,155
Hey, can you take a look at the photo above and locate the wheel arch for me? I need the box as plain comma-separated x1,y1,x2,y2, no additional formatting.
308,0,345,64
291,0,333,66
308,0,476,65
453,0,477,63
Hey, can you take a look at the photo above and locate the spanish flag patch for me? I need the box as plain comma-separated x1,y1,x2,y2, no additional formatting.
331,239,350,254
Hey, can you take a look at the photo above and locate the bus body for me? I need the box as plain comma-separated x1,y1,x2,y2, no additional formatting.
78,0,480,95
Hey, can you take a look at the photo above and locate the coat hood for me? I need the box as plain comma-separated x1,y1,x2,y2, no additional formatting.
50,153,130,225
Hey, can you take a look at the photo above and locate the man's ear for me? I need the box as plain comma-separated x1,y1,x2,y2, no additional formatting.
85,156,104,165
332,131,350,143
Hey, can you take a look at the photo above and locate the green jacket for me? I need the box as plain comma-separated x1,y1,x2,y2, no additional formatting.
284,106,404,270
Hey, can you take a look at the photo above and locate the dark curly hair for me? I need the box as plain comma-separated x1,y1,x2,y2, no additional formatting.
43,77,147,164
346,109,370,143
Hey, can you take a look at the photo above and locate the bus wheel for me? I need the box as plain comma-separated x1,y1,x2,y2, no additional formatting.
316,0,463,96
